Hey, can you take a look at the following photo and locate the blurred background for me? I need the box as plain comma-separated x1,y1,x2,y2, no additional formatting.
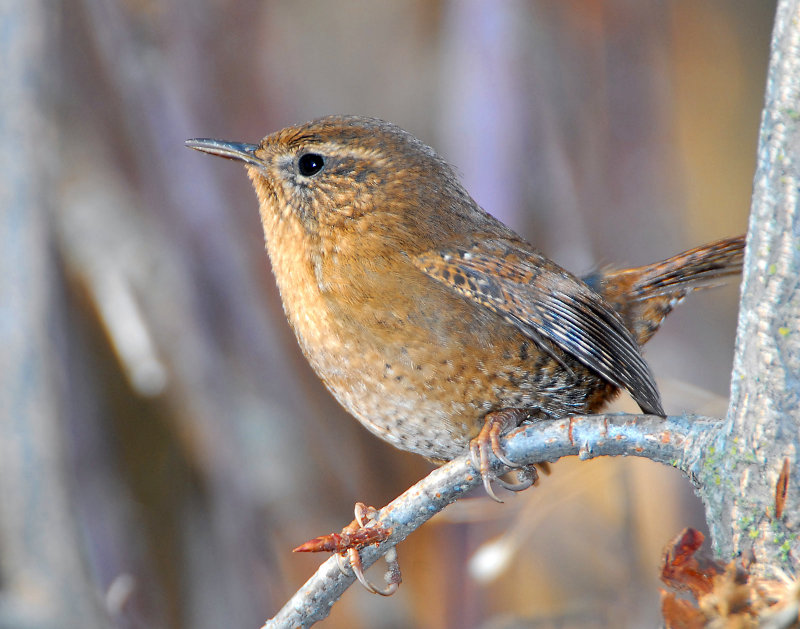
1,1,767,628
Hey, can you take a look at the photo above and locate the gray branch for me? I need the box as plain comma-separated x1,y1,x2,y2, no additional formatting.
263,413,721,628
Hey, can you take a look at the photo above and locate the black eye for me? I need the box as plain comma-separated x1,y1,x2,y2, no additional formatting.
297,153,325,177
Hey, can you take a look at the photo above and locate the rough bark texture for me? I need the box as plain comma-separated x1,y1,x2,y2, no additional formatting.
702,0,800,568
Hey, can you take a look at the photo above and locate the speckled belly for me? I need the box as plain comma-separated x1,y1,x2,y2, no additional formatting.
300,319,613,462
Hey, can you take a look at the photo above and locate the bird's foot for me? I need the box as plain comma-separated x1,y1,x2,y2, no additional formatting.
469,408,540,502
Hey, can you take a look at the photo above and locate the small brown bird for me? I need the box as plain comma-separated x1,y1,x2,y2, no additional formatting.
186,116,744,499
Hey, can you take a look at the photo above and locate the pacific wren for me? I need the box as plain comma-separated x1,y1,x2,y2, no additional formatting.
186,116,744,496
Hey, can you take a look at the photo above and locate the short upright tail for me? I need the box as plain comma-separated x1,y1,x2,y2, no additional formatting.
586,235,746,346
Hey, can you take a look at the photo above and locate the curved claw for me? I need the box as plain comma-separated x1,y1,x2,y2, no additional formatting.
335,552,349,576
482,469,504,503
345,546,401,596
495,465,538,492
469,443,481,474
469,430,504,503
353,502,379,528
488,415,520,469
469,408,533,502
348,548,380,594
491,427,519,468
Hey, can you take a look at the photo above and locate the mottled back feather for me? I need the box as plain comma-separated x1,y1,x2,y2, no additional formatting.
413,238,665,416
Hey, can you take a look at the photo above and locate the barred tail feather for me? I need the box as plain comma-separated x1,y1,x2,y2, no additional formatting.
588,235,745,346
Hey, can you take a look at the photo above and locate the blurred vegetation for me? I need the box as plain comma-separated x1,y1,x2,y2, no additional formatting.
1,1,769,628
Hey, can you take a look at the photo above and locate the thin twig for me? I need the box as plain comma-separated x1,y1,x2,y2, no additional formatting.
263,412,722,628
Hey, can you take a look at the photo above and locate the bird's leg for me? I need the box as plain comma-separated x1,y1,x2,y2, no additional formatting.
469,408,540,502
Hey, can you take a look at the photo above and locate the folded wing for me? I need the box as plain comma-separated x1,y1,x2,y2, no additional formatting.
413,238,664,416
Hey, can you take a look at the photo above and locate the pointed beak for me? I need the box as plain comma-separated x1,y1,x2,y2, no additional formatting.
184,138,263,167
